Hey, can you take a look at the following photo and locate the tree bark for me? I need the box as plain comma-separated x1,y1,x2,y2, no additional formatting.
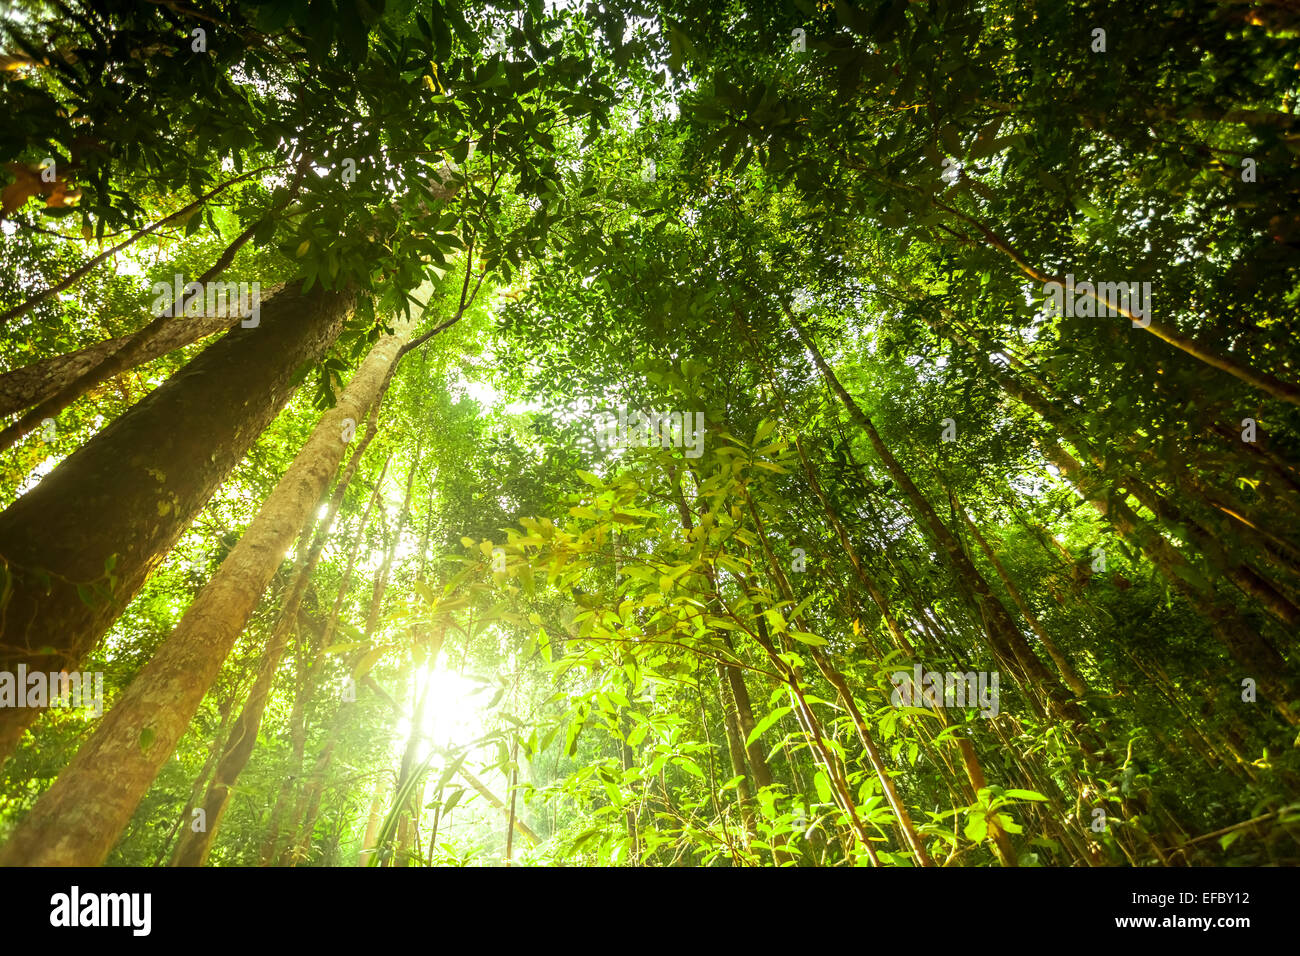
260,438,389,866
954,496,1089,697
280,450,418,865
715,662,759,850
150,686,239,866
0,321,407,866
788,308,1085,729
1039,435,1298,725
170,364,393,866
0,314,232,419
720,648,775,790
282,707,347,866
0,279,351,759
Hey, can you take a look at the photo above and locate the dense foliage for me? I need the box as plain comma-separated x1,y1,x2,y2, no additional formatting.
1,0,1299,867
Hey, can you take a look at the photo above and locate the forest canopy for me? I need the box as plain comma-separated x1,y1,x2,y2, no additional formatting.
0,0,1299,872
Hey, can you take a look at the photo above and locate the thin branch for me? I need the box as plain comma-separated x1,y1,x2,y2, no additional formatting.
0,163,277,329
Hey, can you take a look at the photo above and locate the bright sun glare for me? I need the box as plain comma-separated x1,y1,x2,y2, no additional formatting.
392,666,485,763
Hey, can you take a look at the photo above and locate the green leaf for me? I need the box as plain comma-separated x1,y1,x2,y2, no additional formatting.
1003,788,1049,802
789,630,828,646
322,642,367,655
569,827,604,854
788,594,816,621
813,770,832,804
676,757,704,779
746,706,791,747
440,788,464,816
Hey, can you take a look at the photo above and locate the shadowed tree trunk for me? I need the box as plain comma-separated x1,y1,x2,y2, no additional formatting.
0,322,409,866
0,313,234,419
716,661,758,851
150,685,240,867
928,199,1300,406
0,279,352,759
937,313,1300,725
282,705,348,866
953,495,1089,698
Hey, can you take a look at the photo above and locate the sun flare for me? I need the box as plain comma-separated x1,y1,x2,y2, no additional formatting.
392,667,485,764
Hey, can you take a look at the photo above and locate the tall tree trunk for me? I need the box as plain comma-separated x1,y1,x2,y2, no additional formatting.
953,495,1089,697
505,735,521,867
720,650,776,791
792,436,916,655
356,781,387,867
282,706,348,866
364,438,423,639
0,313,233,419
1039,434,1298,725
0,322,406,866
792,437,1018,865
715,663,758,851
0,279,351,759
669,462,786,862
1121,472,1300,628
169,517,322,868
946,308,1300,723
170,366,391,866
287,734,340,866
788,308,1085,730
973,327,1300,623
262,451,390,866
150,686,239,866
